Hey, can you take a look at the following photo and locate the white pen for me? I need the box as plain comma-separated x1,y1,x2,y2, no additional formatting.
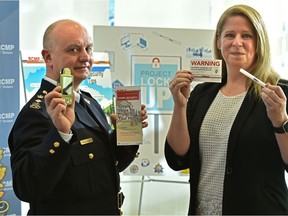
239,68,266,88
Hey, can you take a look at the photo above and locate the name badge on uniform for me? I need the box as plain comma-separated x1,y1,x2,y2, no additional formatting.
80,138,93,145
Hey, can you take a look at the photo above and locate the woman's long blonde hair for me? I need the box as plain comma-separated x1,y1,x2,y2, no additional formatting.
213,4,280,97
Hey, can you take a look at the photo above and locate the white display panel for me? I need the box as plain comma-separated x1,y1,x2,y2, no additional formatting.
93,26,214,176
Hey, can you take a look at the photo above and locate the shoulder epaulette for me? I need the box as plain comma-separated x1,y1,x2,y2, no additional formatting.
29,90,48,110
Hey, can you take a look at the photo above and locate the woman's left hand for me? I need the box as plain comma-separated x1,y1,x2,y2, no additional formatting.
262,83,288,127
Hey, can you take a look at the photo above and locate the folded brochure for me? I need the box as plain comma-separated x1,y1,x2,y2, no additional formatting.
115,86,142,145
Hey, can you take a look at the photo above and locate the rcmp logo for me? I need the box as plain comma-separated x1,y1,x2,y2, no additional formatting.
130,165,139,174
141,158,150,167
154,163,164,174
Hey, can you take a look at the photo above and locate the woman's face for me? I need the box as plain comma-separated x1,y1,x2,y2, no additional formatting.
217,15,257,71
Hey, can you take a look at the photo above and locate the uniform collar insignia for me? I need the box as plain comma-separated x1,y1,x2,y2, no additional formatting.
84,98,90,105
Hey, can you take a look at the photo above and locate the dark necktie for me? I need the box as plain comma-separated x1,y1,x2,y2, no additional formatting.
79,94,99,126
79,94,87,108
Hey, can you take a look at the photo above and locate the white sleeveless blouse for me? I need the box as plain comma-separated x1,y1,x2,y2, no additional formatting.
196,90,247,215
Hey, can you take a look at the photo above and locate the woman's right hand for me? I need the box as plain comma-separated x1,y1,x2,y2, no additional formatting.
169,70,194,107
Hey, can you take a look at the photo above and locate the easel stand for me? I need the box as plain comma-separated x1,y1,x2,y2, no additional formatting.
121,175,189,215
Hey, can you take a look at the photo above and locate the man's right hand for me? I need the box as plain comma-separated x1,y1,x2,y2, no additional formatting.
45,86,75,134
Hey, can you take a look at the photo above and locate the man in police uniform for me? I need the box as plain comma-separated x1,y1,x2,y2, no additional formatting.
8,19,148,215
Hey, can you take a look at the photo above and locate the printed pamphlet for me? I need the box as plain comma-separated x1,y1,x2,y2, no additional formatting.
115,86,142,145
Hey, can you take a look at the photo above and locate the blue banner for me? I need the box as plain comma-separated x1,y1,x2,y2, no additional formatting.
0,0,21,215
109,0,115,26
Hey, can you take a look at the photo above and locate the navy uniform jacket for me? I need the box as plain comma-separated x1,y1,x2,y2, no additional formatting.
165,81,288,215
8,79,139,215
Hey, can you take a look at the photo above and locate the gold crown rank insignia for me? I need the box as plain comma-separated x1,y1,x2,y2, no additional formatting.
30,101,41,109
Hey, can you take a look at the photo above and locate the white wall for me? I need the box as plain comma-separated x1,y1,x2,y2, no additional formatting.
20,0,109,50
115,0,212,29
20,0,288,78
19,0,288,215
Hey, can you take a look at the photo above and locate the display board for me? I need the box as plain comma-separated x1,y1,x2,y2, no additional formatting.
93,25,215,175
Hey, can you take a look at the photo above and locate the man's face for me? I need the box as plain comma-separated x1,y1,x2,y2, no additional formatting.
48,22,94,88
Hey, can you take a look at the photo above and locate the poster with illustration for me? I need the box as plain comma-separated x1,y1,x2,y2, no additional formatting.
93,26,214,176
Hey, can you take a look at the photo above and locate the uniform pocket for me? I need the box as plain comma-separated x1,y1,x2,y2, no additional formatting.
71,141,106,166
